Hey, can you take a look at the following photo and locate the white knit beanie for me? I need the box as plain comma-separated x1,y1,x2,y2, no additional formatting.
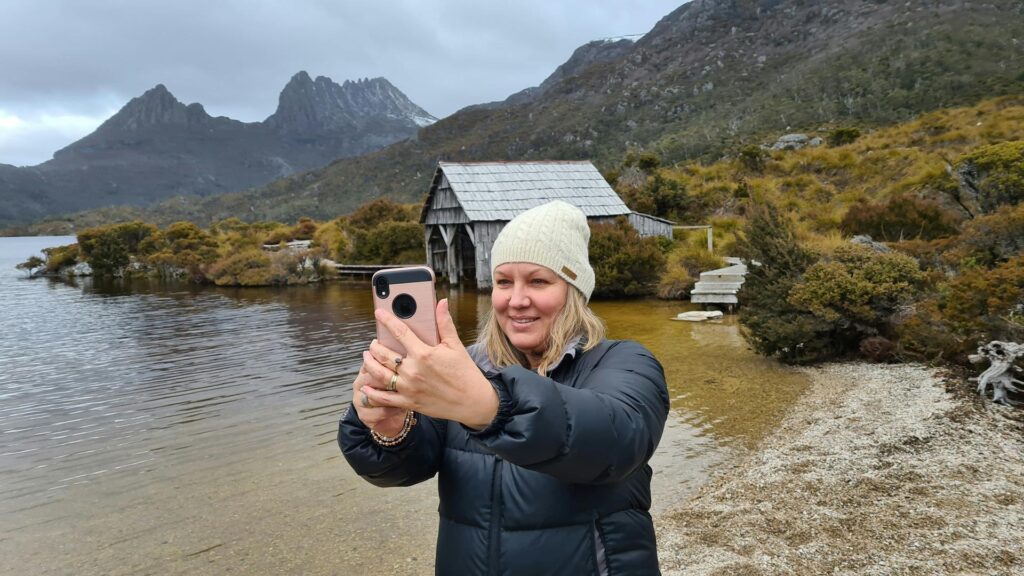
490,200,595,300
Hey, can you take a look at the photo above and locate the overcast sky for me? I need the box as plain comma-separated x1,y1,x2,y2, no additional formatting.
0,0,684,167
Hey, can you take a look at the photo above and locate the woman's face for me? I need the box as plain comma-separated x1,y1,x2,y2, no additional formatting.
492,263,569,364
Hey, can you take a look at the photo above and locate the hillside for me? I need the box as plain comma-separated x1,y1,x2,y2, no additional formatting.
9,0,1024,233
0,73,435,228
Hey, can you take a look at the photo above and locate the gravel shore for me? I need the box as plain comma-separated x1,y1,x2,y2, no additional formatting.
657,362,1024,575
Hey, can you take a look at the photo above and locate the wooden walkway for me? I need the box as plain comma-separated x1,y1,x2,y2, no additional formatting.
328,262,408,278
690,258,748,306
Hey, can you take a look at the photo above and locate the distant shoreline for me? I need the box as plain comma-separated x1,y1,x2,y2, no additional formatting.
657,362,1024,574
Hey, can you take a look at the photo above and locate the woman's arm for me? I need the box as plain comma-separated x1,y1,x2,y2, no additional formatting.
338,407,447,488
468,340,669,485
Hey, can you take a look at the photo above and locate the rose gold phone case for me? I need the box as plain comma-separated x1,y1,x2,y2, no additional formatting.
371,266,439,356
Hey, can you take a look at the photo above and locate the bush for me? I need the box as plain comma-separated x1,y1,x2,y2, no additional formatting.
788,244,925,350
936,255,1024,351
79,228,129,275
78,221,157,260
42,244,79,272
617,172,692,221
347,199,417,230
737,144,767,172
350,221,424,264
206,249,273,286
840,193,961,241
958,140,1024,213
828,127,861,147
949,203,1024,268
590,217,666,297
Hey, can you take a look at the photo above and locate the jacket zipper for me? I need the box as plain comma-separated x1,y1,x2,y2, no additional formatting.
488,456,503,575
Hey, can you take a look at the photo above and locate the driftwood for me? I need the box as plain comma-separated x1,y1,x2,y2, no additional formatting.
968,341,1024,406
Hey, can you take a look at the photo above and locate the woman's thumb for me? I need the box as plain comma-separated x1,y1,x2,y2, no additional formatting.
436,298,462,345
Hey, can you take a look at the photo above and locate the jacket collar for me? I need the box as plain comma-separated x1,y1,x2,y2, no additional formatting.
469,336,583,376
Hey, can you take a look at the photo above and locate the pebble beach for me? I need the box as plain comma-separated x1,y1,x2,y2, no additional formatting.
656,362,1024,575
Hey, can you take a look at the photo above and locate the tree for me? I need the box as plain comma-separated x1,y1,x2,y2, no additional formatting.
16,256,45,276
737,200,833,363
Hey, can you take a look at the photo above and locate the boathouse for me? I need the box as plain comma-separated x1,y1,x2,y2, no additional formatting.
420,161,673,288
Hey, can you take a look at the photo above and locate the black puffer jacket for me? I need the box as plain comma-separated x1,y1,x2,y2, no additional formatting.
339,339,669,575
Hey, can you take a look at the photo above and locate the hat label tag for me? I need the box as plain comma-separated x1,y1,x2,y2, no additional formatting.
561,266,578,280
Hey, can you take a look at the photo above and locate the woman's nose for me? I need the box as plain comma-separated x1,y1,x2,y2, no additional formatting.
508,284,530,308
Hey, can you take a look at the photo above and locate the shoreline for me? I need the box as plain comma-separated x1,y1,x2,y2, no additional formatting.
657,362,1024,575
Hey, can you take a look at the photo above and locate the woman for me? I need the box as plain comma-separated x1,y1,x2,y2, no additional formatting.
339,200,669,575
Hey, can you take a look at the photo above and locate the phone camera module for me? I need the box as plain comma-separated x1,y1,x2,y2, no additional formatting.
392,294,417,319
374,277,389,299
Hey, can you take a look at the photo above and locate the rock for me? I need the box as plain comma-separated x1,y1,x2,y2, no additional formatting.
771,133,810,150
808,136,824,147
67,262,93,277
673,310,725,322
850,235,891,253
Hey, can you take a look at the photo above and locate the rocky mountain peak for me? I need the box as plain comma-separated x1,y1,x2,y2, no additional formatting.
265,72,436,133
97,84,211,132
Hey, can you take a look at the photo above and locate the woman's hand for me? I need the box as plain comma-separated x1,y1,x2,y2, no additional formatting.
361,299,499,430
351,360,409,437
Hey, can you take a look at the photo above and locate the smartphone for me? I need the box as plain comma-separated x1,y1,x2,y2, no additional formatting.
371,266,440,356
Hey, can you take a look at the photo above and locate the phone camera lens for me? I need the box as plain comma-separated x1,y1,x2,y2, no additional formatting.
392,294,417,319
374,277,389,299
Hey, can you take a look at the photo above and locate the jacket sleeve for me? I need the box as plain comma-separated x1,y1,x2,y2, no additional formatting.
468,340,669,485
338,405,446,488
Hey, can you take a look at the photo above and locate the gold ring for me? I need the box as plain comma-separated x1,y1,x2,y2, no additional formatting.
387,373,399,393
361,393,373,408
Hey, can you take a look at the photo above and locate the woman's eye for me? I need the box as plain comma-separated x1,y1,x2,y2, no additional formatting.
496,279,512,287
531,278,549,285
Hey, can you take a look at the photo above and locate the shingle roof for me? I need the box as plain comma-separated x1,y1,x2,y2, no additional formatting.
423,161,631,222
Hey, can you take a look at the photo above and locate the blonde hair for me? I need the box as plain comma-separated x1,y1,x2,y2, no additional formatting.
480,285,605,374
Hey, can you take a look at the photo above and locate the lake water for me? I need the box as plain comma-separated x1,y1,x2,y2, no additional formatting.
0,235,808,575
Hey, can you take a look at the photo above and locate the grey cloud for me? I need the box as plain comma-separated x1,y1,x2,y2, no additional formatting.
0,0,683,165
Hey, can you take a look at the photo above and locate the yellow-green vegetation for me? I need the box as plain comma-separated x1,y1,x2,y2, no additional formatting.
609,96,1024,365
31,199,427,286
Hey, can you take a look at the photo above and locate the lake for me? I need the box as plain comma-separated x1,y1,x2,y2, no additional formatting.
0,235,808,575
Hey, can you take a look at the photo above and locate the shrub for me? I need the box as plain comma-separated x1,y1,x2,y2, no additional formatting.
160,222,219,281
737,144,767,172
958,140,1024,213
291,217,318,240
590,217,666,297
350,221,424,264
949,203,1024,268
206,249,273,286
42,244,79,272
937,255,1024,350
637,152,661,171
347,199,416,230
79,228,129,275
788,244,925,349
840,193,960,241
828,127,861,147
895,299,969,362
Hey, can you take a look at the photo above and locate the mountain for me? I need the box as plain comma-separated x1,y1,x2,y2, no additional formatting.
12,0,1024,231
116,0,1020,227
0,73,435,228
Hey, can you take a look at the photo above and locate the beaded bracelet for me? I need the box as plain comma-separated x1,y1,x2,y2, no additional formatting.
370,411,416,447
